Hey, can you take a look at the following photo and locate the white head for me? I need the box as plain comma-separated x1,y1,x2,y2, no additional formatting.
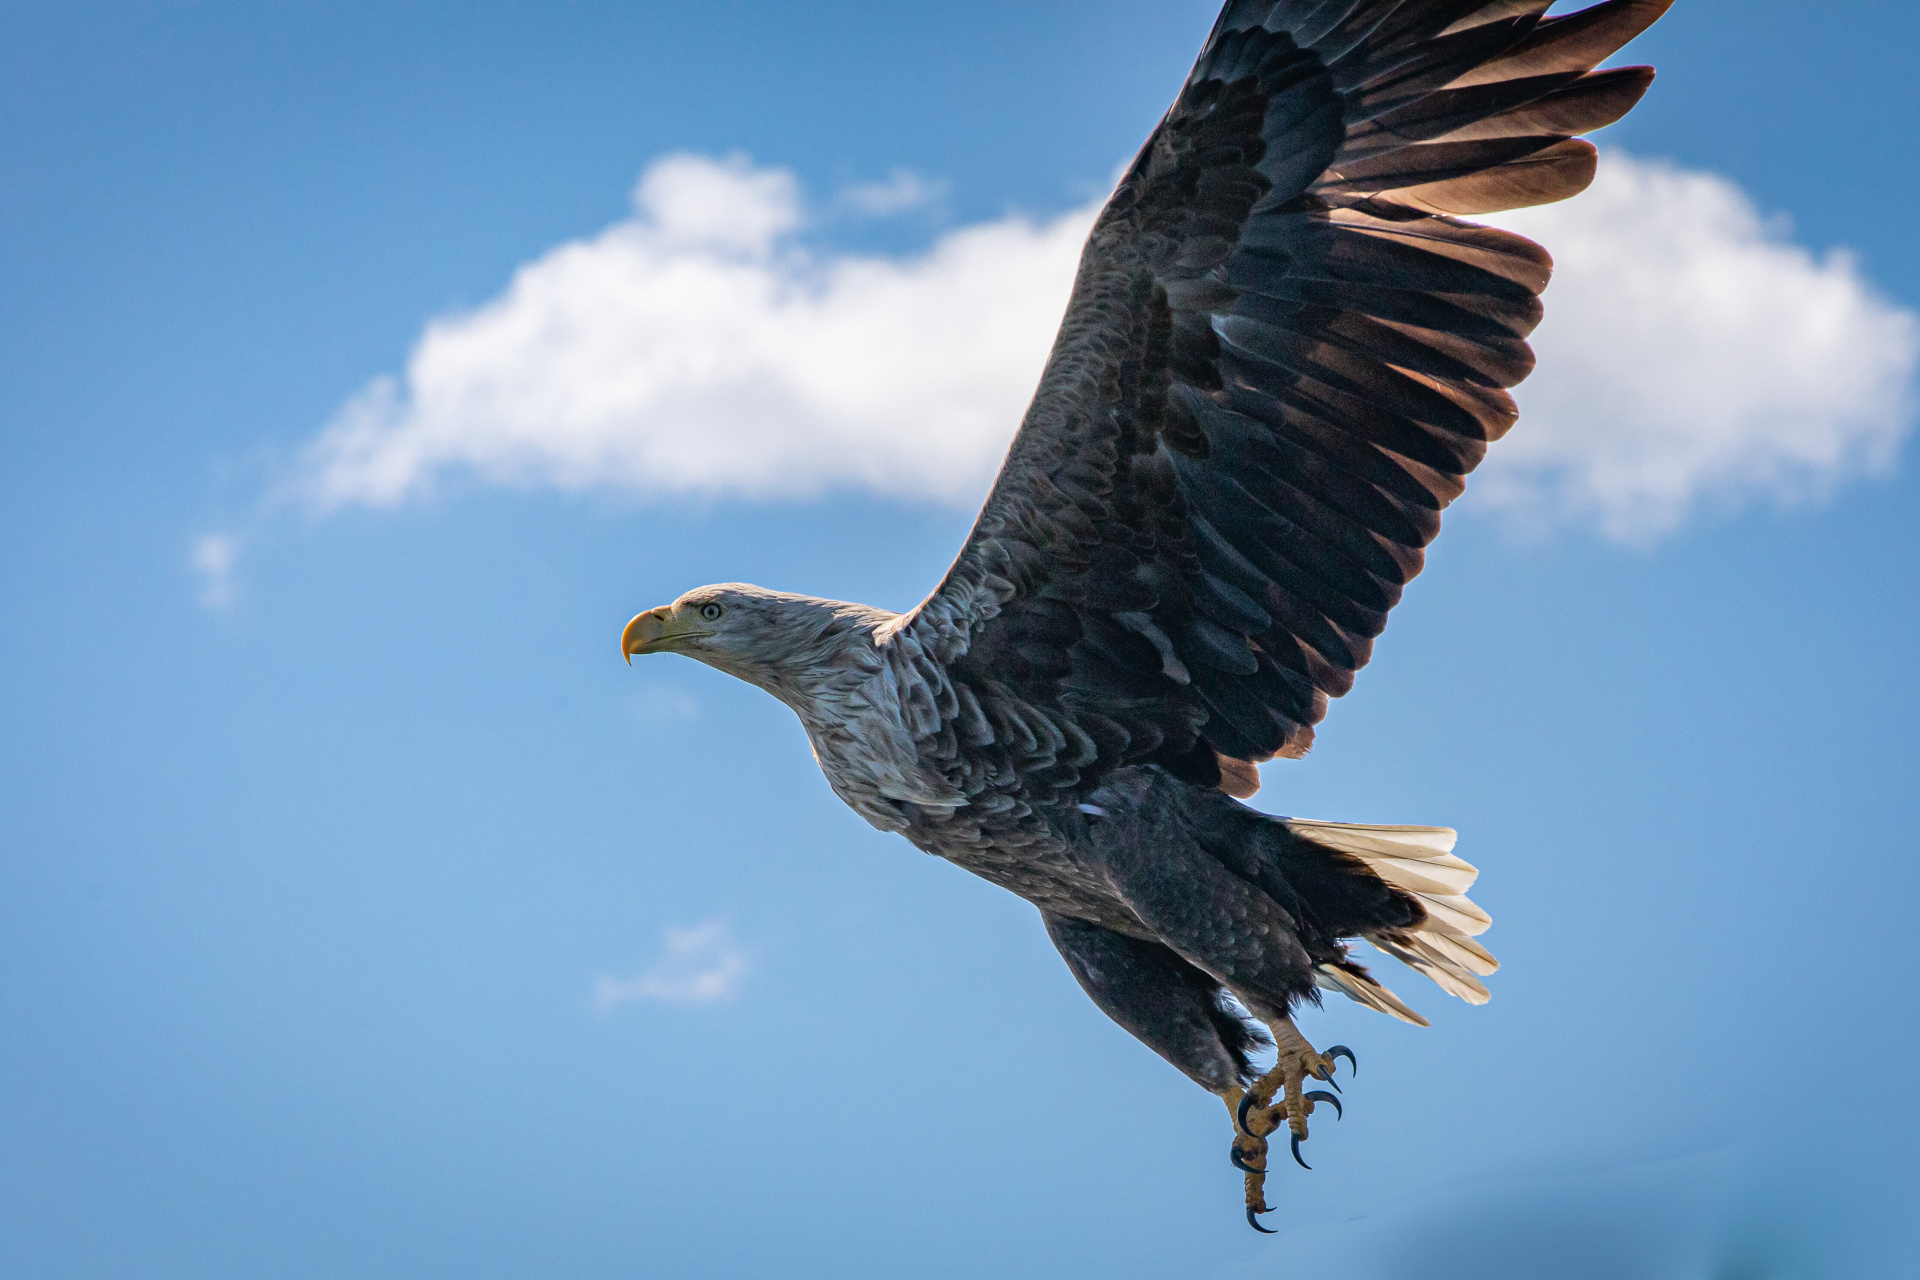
620,583,894,699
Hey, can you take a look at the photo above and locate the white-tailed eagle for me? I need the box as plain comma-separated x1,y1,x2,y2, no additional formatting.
623,0,1668,1230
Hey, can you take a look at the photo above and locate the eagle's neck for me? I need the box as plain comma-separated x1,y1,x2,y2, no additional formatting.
722,596,894,712
746,598,967,832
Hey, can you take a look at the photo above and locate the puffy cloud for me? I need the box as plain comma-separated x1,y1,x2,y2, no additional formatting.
191,532,241,610
594,919,747,1010
637,152,800,254
836,168,946,217
303,153,1092,510
302,151,1916,542
1480,153,1918,540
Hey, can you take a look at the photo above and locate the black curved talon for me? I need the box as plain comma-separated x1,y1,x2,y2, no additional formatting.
1236,1090,1259,1137
1326,1045,1357,1077
1247,1207,1278,1234
1305,1090,1342,1120
1290,1132,1311,1170
1230,1146,1266,1174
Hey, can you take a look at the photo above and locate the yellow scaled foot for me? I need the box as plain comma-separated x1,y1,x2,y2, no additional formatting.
1226,1020,1354,1232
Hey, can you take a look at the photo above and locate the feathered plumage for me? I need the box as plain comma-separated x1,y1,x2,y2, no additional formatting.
622,0,1666,1221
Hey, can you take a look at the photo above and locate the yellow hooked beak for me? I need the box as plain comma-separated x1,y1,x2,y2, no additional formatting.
621,606,711,664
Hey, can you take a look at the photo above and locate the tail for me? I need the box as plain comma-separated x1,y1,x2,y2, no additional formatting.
1285,819,1499,1026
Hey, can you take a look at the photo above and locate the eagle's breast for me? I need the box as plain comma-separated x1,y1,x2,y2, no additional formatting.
787,634,968,835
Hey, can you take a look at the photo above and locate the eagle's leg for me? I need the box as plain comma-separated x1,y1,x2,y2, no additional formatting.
1244,1018,1348,1153
1228,1019,1351,1225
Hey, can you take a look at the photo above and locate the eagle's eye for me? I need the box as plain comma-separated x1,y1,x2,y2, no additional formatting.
699,603,725,622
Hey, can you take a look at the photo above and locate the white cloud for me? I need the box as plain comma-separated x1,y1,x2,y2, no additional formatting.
1479,152,1918,541
595,919,747,1010
836,168,945,217
303,152,1093,510
191,532,241,609
637,152,801,254
302,151,1916,542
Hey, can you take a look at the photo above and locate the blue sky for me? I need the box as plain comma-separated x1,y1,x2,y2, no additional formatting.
4,3,1919,1277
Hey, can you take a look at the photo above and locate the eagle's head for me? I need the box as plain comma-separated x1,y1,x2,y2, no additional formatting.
621,583,893,698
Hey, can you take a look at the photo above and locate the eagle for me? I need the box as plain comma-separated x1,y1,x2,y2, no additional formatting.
622,0,1668,1231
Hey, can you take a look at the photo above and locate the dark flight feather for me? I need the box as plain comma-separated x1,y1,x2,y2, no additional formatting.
899,0,1664,797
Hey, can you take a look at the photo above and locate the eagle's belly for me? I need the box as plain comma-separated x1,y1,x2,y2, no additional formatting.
901,794,1152,940
798,682,1146,937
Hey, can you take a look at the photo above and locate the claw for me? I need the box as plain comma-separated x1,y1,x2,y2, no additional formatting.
1326,1044,1357,1077
1247,1206,1278,1234
1230,1146,1266,1174
1290,1131,1311,1169
1236,1089,1259,1138
1305,1090,1342,1120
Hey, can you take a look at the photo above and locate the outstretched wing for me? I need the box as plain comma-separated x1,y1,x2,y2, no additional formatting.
900,0,1667,802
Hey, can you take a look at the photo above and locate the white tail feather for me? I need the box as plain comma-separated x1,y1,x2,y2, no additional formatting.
1369,935,1492,1004
1350,856,1475,897
1416,893,1493,938
1282,818,1462,861
1285,817,1501,1011
1407,929,1498,977
1313,964,1430,1027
